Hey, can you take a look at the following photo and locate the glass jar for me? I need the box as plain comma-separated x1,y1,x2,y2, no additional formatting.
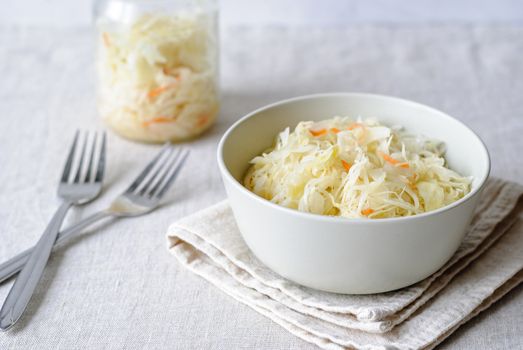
94,0,219,143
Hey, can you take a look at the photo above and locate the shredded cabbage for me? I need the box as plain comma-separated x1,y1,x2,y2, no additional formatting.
97,12,218,143
244,117,472,219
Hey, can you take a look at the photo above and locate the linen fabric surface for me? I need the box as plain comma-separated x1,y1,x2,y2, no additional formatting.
1,24,523,349
167,178,523,349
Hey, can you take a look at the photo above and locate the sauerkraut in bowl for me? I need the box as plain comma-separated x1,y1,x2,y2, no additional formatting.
96,7,218,143
244,117,472,219
219,93,489,293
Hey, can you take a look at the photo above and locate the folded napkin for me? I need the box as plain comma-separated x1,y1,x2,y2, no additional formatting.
167,178,523,350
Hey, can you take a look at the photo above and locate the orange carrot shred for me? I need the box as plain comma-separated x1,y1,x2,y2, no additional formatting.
147,85,175,99
378,151,400,165
408,173,418,190
197,114,210,127
341,160,351,171
347,123,364,131
347,123,367,143
102,32,111,47
310,129,327,137
398,162,410,169
362,208,374,216
142,116,173,127
330,127,340,134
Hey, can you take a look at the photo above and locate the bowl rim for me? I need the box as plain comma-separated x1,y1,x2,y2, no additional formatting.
217,92,491,223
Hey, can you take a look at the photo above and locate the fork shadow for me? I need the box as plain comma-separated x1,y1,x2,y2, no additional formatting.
2,217,117,334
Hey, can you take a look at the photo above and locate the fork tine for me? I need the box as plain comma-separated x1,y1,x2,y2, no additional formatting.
84,132,98,182
146,148,182,197
125,143,172,193
137,147,175,196
94,132,107,183
154,149,189,199
60,130,80,183
73,132,88,183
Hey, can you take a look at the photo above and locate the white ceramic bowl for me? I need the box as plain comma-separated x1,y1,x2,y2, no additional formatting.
217,93,490,294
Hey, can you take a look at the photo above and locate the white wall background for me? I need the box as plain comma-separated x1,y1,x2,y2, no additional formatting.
2,0,523,27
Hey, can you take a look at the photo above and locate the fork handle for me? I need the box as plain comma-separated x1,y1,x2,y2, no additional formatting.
0,210,113,285
0,201,73,331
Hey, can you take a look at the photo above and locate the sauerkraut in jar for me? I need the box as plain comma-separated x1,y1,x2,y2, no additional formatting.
95,0,219,143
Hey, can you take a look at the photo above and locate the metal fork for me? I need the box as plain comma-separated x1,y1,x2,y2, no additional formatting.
0,131,106,331
0,144,189,286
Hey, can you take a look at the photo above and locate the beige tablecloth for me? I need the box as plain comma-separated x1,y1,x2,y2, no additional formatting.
0,24,522,349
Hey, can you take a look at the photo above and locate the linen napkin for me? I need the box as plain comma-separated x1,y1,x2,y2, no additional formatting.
167,178,523,350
